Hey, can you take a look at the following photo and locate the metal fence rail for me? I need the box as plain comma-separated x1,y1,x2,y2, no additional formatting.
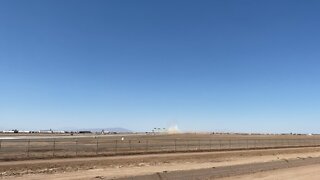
0,137,319,161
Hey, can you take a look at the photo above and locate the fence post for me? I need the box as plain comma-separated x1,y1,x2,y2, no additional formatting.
229,140,231,149
115,140,118,153
187,140,189,151
129,140,132,151
219,140,222,149
160,140,164,152
198,140,200,150
146,140,149,152
96,137,99,155
210,139,212,150
53,139,56,157
246,139,249,149
75,139,78,156
27,139,30,158
0,140,2,151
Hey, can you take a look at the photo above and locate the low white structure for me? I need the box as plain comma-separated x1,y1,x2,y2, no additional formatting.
19,131,30,133
39,130,53,134
52,131,65,134
2,130,15,133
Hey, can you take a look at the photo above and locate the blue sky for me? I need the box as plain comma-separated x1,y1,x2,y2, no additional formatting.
1,0,320,133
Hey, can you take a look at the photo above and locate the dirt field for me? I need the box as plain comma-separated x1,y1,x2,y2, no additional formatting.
221,164,320,180
1,146,320,179
1,133,320,161
1,134,320,179
119,156,320,180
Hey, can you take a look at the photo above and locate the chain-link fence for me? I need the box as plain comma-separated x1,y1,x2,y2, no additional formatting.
0,137,319,161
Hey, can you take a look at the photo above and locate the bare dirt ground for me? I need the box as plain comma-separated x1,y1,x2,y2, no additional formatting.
2,133,319,161
121,156,320,180
221,164,320,180
2,147,320,179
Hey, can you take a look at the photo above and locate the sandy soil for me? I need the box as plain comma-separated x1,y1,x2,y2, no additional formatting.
221,164,320,180
1,133,319,161
2,147,320,179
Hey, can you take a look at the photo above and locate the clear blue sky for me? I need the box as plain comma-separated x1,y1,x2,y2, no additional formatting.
1,0,320,133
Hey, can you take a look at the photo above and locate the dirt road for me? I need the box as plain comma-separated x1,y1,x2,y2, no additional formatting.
1,147,320,179
221,164,320,180
119,156,320,180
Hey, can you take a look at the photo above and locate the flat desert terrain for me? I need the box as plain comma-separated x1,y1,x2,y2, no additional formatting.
1,133,320,179
221,164,320,180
